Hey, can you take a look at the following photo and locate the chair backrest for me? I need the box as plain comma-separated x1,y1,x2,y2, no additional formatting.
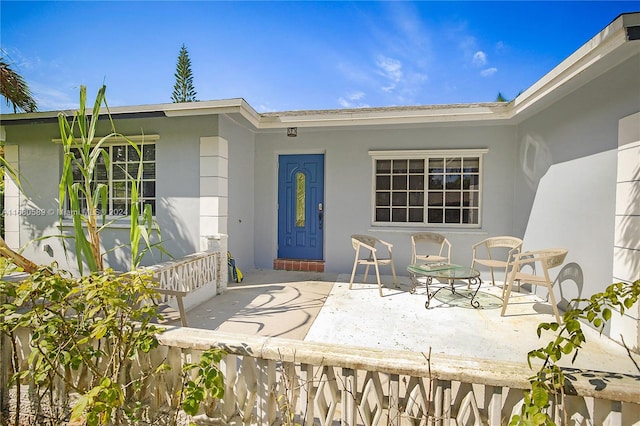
484,236,523,250
351,234,377,250
411,232,449,256
542,249,568,270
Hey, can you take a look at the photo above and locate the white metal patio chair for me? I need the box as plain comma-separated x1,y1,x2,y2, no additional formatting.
410,232,451,265
471,236,523,294
501,248,568,323
349,234,398,297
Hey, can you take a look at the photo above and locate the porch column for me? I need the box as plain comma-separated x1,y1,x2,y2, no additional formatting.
612,111,640,352
200,136,229,292
199,136,228,240
3,143,20,250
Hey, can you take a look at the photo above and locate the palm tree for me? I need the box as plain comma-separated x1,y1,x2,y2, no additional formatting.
0,58,37,113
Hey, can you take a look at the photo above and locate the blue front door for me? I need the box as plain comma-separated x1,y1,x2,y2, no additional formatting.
278,154,324,260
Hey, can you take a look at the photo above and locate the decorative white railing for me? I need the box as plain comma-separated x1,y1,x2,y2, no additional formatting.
3,326,639,425
144,250,222,294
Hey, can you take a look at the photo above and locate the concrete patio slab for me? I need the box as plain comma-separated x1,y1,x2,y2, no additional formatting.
184,269,337,339
183,269,640,376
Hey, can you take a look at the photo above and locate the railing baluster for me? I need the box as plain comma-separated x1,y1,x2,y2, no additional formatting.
388,373,400,426
488,385,502,426
342,367,357,426
300,363,315,426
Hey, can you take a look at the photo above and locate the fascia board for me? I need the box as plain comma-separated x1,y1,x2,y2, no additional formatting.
511,14,634,121
257,104,512,129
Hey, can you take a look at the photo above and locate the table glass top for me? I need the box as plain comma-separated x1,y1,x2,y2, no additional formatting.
407,263,480,279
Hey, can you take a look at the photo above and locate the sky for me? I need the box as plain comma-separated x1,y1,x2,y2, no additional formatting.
0,1,636,114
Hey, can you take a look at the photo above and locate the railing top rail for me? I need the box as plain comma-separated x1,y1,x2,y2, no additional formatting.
157,326,640,404
143,251,219,273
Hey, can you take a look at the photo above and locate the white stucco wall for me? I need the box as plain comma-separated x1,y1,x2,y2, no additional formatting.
220,115,256,273
514,53,640,301
253,124,517,275
3,115,217,273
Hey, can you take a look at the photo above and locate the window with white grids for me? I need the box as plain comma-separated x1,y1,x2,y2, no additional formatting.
69,143,156,216
370,149,486,226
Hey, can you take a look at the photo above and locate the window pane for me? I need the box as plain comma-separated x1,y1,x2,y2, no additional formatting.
376,208,390,222
408,192,423,206
376,160,391,174
429,159,444,173
408,208,423,222
429,175,443,190
376,175,391,190
113,181,127,198
392,175,407,190
391,192,407,206
445,175,461,190
143,144,156,161
428,192,443,206
463,158,479,173
112,200,128,215
128,163,139,179
446,158,461,173
463,174,478,190
143,163,156,179
463,192,479,207
392,160,407,173
463,208,479,224
113,145,126,162
143,181,156,198
445,192,461,206
392,208,406,222
409,159,424,173
128,145,140,162
409,175,424,190
445,209,461,223
95,164,108,181
113,166,126,180
376,192,390,206
428,208,443,223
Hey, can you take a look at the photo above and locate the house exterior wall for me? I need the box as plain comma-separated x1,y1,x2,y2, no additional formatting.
252,124,517,274
513,53,640,308
2,115,218,273
220,115,256,272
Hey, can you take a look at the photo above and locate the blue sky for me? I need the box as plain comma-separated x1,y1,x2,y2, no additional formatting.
0,1,635,113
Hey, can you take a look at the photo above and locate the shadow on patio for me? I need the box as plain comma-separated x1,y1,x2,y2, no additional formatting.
182,269,639,375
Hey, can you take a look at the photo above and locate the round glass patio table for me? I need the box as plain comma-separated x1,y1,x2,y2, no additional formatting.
407,263,482,309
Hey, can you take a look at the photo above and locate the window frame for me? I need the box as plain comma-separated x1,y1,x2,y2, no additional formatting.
369,149,488,228
53,134,159,219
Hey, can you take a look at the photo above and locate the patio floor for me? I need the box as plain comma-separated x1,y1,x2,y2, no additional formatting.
183,269,640,375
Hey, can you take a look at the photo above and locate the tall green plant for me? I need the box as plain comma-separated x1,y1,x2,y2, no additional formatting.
58,85,165,273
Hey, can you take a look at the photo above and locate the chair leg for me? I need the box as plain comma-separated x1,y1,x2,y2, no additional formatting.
390,260,398,288
502,269,509,299
363,264,371,282
489,267,496,286
547,286,562,324
349,259,359,289
374,263,383,297
501,278,515,317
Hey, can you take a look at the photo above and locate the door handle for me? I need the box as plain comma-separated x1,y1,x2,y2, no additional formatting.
318,203,323,230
